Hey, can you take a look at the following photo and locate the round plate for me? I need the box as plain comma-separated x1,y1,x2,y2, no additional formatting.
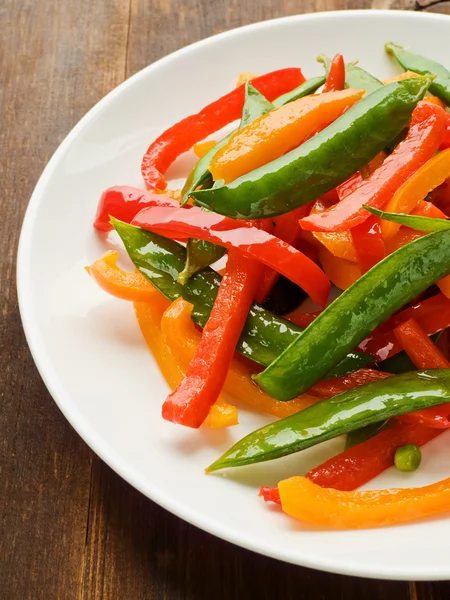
17,10,450,581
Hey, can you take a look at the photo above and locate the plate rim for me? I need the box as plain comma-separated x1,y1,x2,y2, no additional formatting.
16,9,450,581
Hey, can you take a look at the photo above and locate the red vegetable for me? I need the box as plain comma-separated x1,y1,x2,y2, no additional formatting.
132,205,330,307
309,369,389,398
440,112,450,150
336,171,363,200
162,249,263,428
350,214,386,273
322,54,345,93
299,101,447,232
140,68,305,190
94,186,179,232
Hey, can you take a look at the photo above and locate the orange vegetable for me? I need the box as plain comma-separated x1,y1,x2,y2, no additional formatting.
310,199,358,262
160,297,319,419
278,475,450,529
438,275,450,299
134,299,237,429
86,251,155,302
381,149,450,240
236,72,258,87
209,88,364,183
193,140,217,158
318,246,361,290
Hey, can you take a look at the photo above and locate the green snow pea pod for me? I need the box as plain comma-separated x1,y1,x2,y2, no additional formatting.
207,370,450,471
318,54,382,93
365,205,450,232
191,77,432,219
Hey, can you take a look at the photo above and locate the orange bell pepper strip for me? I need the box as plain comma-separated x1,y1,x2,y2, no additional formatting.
322,54,345,93
318,246,361,290
134,299,237,429
209,88,365,184
381,148,450,240
438,275,450,299
160,297,319,419
300,101,447,232
393,318,450,429
86,251,156,302
193,140,217,158
309,199,358,262
276,475,450,529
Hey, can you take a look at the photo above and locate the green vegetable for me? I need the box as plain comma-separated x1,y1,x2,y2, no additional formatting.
255,229,450,400
365,205,450,232
386,42,450,106
191,77,432,219
177,239,226,285
207,370,450,472
272,75,325,108
318,55,383,93
345,420,389,450
113,219,373,373
394,444,422,472
240,82,275,125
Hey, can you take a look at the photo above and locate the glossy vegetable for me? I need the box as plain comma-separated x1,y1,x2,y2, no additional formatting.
191,77,432,219
207,370,450,471
386,43,450,106
394,444,422,472
300,101,446,232
132,205,331,306
344,62,383,92
112,219,372,371
255,229,450,401
277,474,450,529
345,420,389,450
141,68,303,190
322,54,345,92
350,214,385,273
366,205,450,232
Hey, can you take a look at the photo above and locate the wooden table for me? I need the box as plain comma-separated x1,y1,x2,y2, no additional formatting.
2,0,450,597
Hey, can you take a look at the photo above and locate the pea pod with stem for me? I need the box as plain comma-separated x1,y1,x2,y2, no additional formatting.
317,54,383,93
364,205,450,232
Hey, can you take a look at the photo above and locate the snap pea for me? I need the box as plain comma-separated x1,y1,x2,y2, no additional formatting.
386,42,450,106
272,75,325,108
255,229,450,400
207,370,450,471
191,77,432,219
345,420,389,450
112,219,373,373
365,205,450,232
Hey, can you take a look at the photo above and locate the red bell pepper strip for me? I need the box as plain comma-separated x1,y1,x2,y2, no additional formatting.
140,68,305,190
285,308,321,328
254,204,312,304
394,318,450,429
351,215,386,273
441,112,450,150
411,199,448,219
358,293,450,360
336,171,364,200
299,101,447,232
322,54,345,93
132,205,331,307
94,186,179,232
309,368,389,398
260,421,441,501
162,249,263,428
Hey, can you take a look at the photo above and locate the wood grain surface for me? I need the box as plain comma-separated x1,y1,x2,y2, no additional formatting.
1,0,449,598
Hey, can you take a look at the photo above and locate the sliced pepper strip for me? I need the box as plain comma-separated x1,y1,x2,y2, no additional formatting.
209,88,364,184
318,246,361,290
322,54,345,93
132,205,331,307
394,318,450,429
310,199,358,262
140,68,304,190
300,101,447,232
162,249,263,428
133,299,237,429
412,199,448,219
380,149,450,240
277,474,450,529
94,186,179,232
161,297,319,419
351,215,386,273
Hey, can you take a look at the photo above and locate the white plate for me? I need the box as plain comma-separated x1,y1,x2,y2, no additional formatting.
17,10,450,581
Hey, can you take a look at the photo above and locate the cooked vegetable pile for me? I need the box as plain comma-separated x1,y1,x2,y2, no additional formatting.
87,44,450,530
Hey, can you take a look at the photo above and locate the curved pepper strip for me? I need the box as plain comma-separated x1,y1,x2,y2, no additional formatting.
161,298,320,419
94,186,179,232
412,199,447,219
318,246,361,290
310,199,358,263
394,318,450,429
351,215,386,273
209,89,364,184
140,68,304,190
132,205,331,307
300,101,447,232
133,299,237,429
162,249,264,428
380,149,450,239
322,54,345,93
277,474,450,529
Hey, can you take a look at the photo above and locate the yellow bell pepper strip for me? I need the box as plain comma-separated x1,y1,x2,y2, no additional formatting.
310,199,358,262
300,101,447,232
277,474,450,529
193,140,217,158
318,246,361,290
134,299,237,429
381,149,450,240
236,72,258,87
86,250,156,302
160,297,319,419
209,89,365,184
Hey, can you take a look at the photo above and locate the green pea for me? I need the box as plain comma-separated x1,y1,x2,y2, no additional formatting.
394,444,422,472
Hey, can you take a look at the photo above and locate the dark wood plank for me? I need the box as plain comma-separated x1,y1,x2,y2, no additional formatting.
0,1,130,599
